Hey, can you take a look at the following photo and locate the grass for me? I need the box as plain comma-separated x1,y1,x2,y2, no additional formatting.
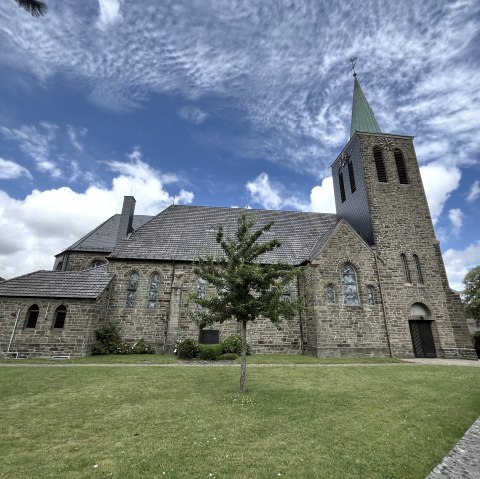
0,353,401,365
1,364,479,478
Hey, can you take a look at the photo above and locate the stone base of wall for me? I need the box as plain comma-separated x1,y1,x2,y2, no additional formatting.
443,348,478,360
312,347,391,358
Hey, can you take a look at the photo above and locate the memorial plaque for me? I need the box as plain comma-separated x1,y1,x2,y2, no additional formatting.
199,330,220,344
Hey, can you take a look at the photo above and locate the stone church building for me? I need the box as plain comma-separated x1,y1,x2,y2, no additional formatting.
0,76,476,359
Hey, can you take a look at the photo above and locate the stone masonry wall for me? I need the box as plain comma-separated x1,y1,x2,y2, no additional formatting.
59,251,109,271
306,221,390,357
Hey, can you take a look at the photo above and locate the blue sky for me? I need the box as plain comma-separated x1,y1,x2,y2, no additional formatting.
0,0,479,289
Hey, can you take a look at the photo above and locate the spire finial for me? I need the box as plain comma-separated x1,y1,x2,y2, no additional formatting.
350,56,357,77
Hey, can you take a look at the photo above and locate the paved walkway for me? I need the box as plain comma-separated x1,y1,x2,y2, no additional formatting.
427,418,480,479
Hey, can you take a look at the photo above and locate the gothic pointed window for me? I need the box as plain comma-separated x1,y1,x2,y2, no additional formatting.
339,170,346,202
373,146,387,182
147,273,159,309
347,159,356,193
413,254,424,284
282,282,291,302
366,286,375,305
394,148,409,184
341,264,359,305
125,272,139,308
326,284,336,304
53,305,67,329
400,254,411,283
24,304,39,329
196,278,207,310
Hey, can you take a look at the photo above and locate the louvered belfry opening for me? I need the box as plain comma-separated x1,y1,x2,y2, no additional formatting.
347,159,356,193
339,170,346,202
394,148,409,184
373,146,387,182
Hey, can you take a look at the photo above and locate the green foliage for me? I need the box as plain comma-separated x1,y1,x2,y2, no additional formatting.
130,339,156,354
463,265,480,326
472,331,480,358
221,334,251,355
198,343,223,360
218,353,239,361
175,338,199,359
91,322,122,355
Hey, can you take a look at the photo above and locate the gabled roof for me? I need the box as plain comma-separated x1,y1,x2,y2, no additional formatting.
109,205,339,265
58,214,153,255
0,266,114,299
350,76,382,138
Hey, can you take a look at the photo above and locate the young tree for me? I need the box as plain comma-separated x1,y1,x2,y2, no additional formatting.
15,0,47,17
190,212,303,393
463,265,480,326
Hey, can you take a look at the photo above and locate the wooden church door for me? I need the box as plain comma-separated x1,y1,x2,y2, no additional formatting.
409,320,437,358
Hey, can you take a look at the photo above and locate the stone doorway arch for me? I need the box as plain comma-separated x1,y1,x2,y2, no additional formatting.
409,303,437,358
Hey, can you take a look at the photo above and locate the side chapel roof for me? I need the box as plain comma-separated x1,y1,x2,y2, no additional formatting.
109,205,339,265
0,265,113,299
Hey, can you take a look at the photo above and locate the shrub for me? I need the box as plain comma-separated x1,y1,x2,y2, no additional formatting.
218,353,238,361
198,343,223,360
115,340,132,355
221,333,251,355
131,339,156,354
91,322,122,355
473,331,480,358
176,338,199,359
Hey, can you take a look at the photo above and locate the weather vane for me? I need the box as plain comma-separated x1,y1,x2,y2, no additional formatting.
350,56,357,77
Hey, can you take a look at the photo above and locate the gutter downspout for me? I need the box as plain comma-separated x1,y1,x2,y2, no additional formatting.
7,308,21,354
164,261,176,353
374,252,393,358
297,273,305,354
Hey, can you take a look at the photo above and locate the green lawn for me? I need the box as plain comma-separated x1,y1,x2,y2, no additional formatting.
1,365,479,478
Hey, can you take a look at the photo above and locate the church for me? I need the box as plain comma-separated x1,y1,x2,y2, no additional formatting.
0,75,476,360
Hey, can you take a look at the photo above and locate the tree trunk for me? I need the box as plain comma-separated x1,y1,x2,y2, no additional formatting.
239,320,247,393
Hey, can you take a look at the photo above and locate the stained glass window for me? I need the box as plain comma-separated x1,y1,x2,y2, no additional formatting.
196,278,207,310
413,255,424,284
366,286,375,305
400,254,411,283
341,264,359,305
282,282,291,302
125,272,139,308
148,273,159,309
326,284,336,304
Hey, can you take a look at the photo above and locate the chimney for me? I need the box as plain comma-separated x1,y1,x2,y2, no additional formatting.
116,196,136,244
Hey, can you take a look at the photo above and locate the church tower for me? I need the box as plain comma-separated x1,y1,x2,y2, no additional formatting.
331,71,475,359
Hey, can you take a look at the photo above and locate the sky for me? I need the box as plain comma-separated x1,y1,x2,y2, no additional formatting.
0,0,479,290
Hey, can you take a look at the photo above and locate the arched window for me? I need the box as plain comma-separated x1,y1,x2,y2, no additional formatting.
125,272,139,308
366,286,375,305
341,264,359,305
339,170,346,202
196,278,207,310
24,304,39,329
90,260,105,268
147,273,159,309
373,146,387,182
53,305,67,329
413,255,424,284
394,148,409,184
400,254,411,283
282,282,291,302
347,159,356,193
326,284,336,304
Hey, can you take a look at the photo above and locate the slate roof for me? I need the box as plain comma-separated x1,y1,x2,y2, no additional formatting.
58,214,153,255
109,205,339,265
0,266,114,299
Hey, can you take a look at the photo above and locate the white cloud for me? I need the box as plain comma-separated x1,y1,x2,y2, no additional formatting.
448,208,464,236
0,122,61,177
97,0,122,30
443,241,480,291
0,157,32,180
178,107,208,124
420,162,461,224
467,180,480,203
0,149,194,279
67,125,87,151
310,177,336,213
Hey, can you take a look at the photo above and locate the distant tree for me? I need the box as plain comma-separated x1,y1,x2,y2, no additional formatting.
190,212,303,393
15,0,47,17
463,265,480,326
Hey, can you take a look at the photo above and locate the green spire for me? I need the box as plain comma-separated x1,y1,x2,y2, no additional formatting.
350,75,381,138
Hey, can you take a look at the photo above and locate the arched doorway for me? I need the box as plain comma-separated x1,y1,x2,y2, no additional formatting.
409,303,437,358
